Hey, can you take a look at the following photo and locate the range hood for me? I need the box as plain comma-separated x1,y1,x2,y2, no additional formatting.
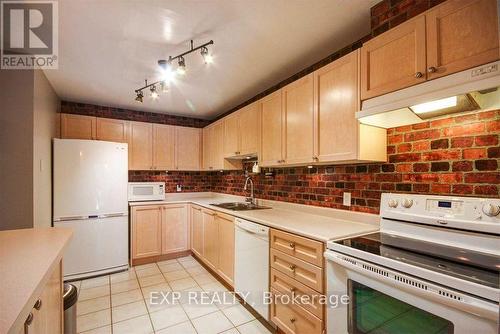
357,61,500,128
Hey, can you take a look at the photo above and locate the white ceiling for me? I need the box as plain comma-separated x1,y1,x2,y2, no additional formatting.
44,0,379,119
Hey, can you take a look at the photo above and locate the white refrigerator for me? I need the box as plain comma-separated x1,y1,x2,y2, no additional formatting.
53,139,129,280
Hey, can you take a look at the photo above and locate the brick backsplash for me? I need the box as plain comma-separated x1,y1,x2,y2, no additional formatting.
211,110,500,214
61,101,210,128
129,171,212,193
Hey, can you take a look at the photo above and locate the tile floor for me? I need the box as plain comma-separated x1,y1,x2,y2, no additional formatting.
71,255,274,334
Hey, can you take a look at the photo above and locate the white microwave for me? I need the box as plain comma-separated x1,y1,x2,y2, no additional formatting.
128,182,165,202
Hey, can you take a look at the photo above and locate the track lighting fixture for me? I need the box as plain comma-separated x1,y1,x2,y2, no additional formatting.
134,39,214,102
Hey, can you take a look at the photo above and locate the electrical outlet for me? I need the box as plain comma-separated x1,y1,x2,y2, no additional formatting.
343,192,351,206
176,184,182,192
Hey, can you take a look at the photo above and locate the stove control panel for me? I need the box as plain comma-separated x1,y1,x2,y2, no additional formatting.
425,198,464,215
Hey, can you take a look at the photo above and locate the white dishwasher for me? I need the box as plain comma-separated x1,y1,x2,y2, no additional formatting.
234,218,270,321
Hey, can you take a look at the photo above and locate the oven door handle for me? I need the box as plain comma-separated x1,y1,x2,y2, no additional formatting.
325,251,499,321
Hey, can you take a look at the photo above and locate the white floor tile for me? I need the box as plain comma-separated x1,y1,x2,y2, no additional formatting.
163,269,190,282
186,265,209,276
237,319,273,334
158,262,183,273
181,302,219,319
77,309,111,333
222,304,256,326
200,281,228,292
191,311,234,334
149,305,189,331
111,289,143,307
79,325,112,334
112,314,153,334
77,296,110,316
220,329,240,334
141,282,171,299
193,272,217,285
111,279,140,294
180,260,201,269
134,263,157,270
79,285,110,301
157,259,178,266
169,277,198,291
144,294,177,313
177,255,195,263
135,266,161,278
112,300,148,323
80,276,110,290
110,270,136,284
138,273,165,287
155,321,196,334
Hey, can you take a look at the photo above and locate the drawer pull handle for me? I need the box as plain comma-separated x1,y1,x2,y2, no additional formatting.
34,299,42,310
428,66,437,73
25,312,34,326
289,242,295,249
414,71,423,78
290,287,296,292
289,265,296,271
290,317,296,323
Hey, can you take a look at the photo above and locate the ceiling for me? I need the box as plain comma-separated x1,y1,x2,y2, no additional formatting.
44,0,379,119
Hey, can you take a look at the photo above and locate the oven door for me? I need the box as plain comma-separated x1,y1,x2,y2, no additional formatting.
325,250,499,334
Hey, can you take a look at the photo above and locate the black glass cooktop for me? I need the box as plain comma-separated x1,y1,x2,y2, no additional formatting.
335,233,500,289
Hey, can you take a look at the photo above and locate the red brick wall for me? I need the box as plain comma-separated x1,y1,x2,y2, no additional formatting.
211,110,499,214
129,171,212,193
61,101,210,128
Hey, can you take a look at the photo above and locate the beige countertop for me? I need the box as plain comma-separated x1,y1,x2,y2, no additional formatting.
0,227,72,334
130,193,379,242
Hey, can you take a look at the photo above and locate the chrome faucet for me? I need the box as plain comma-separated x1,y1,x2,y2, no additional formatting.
244,176,255,205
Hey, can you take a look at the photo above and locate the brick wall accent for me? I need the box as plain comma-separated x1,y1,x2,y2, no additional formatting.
129,171,212,193
61,101,210,128
210,110,500,214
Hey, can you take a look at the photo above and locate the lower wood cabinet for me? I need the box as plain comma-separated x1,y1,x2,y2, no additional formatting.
22,260,63,334
216,212,235,286
131,204,189,262
190,205,204,257
202,208,219,270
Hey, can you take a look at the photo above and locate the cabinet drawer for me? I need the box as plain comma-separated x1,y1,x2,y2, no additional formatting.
270,229,324,267
270,288,323,334
270,268,323,319
270,249,323,292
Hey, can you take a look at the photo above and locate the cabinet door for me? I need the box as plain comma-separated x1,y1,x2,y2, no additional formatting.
202,126,214,170
129,121,153,170
239,102,261,156
212,121,225,170
223,113,240,157
153,124,175,170
191,205,204,257
60,114,96,139
131,206,162,259
161,204,188,254
202,209,218,270
283,74,314,165
216,213,234,286
260,90,283,166
175,127,201,170
426,0,499,80
96,118,130,143
313,51,359,162
360,15,426,100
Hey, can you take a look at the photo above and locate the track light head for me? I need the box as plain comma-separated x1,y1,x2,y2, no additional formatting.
135,91,144,103
150,85,159,99
177,56,186,75
160,81,168,93
201,47,213,64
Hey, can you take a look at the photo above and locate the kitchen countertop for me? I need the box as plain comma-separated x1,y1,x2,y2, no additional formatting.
0,227,72,334
129,193,379,242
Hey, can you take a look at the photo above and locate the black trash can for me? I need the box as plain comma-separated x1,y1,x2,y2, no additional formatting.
63,283,78,334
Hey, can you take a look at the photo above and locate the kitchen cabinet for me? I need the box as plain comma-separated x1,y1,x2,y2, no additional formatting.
60,113,96,140
203,121,241,171
282,74,314,165
425,0,499,80
175,126,202,170
202,208,219,270
223,102,261,157
129,121,153,170
260,90,284,166
361,0,499,99
190,205,204,257
153,124,175,170
23,261,63,334
216,212,235,286
131,205,162,259
161,204,189,254
96,118,130,143
314,50,387,162
360,15,426,100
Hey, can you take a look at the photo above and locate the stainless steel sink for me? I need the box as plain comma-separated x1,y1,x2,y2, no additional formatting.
210,202,271,211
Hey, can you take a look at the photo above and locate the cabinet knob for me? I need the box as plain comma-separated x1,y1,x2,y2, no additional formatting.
290,287,296,292
427,66,437,73
312,156,319,161
289,264,296,271
289,242,295,249
34,299,42,310
290,317,296,323
25,312,34,326
414,71,423,78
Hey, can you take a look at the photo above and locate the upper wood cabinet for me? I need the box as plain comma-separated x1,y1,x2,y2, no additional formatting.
96,118,130,143
161,204,189,254
260,90,284,166
222,102,261,157
216,212,235,286
153,124,175,170
361,0,499,99
360,15,426,100
129,121,153,170
131,205,162,259
175,126,202,171
203,121,241,171
60,114,96,140
283,74,315,165
425,0,499,80
190,205,204,258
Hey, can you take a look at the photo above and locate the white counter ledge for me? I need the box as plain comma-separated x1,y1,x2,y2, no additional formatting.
0,227,72,334
129,192,379,242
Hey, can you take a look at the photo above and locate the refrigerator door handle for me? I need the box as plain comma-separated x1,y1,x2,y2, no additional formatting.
99,213,128,218
54,215,89,222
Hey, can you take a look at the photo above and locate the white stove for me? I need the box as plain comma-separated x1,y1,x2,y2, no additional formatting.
325,193,499,334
